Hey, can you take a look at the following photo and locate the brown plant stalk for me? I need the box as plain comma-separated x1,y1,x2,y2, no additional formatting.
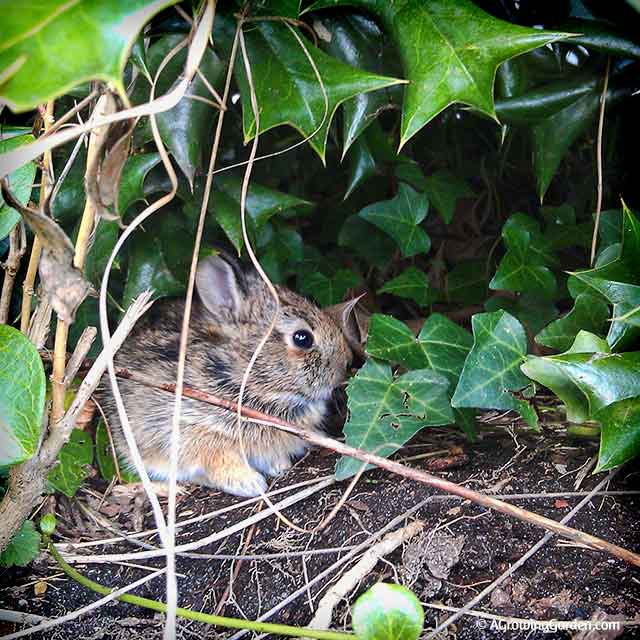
113,367,640,569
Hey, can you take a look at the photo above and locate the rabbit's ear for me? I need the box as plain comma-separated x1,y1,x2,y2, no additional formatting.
196,255,246,314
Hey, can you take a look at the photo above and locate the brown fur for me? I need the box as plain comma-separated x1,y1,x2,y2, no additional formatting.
96,256,351,497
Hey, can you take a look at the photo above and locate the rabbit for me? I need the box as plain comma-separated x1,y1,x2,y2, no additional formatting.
96,254,352,497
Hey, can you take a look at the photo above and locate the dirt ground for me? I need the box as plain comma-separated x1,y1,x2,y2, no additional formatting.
1,417,640,640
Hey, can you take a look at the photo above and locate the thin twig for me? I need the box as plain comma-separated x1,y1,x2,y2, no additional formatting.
58,478,334,563
109,369,640,568
590,57,611,266
0,222,26,324
0,291,153,554
63,327,97,384
19,100,54,333
425,467,621,638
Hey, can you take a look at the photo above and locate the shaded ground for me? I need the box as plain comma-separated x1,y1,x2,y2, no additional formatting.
1,420,640,639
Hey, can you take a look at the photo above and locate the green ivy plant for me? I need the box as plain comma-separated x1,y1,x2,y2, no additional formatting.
1,0,640,597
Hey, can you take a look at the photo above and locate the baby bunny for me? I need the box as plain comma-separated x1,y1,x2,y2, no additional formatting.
97,254,352,497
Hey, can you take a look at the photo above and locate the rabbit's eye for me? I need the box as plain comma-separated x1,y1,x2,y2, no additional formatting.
293,329,314,349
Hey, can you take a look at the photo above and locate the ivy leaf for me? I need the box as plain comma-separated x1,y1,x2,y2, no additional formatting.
336,359,453,480
358,183,430,258
143,37,224,187
446,260,489,305
339,214,396,268
531,69,631,200
306,0,567,148
227,20,404,161
0,0,178,112
452,311,535,425
536,293,610,352
0,325,46,467
123,225,185,304
118,153,162,216
366,313,472,384
300,269,358,306
595,398,640,472
573,204,640,348
344,135,377,200
485,294,558,336
316,13,397,156
47,429,94,498
424,170,474,224
187,176,313,254
0,133,35,240
378,267,439,307
521,334,640,424
0,520,40,568
352,583,424,640
490,213,557,299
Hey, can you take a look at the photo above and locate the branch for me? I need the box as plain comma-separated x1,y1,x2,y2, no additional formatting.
0,222,26,324
112,369,640,569
0,292,153,554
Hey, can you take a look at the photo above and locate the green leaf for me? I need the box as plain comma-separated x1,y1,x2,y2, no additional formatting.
185,175,313,254
118,153,162,216
573,204,640,349
446,260,489,305
0,520,40,568
595,397,640,472
0,325,46,467
521,337,640,424
123,226,185,305
95,420,138,483
535,293,610,352
0,0,178,112
424,170,474,224
452,311,534,422
307,0,567,148
316,13,396,156
227,20,404,161
562,18,640,59
531,71,631,200
358,183,430,258
83,220,120,288
336,359,453,480
339,215,397,268
490,213,557,299
300,269,358,306
144,37,224,186
0,133,35,240
485,294,558,336
378,267,438,307
366,313,472,384
47,428,94,498
352,583,424,640
344,135,377,200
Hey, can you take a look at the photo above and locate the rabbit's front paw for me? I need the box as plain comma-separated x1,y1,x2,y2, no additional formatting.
219,467,268,497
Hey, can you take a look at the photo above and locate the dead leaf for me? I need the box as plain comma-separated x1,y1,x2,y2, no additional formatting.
34,581,48,596
1,181,90,323
554,498,570,509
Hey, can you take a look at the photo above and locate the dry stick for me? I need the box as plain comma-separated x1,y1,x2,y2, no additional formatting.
91,10,213,639
308,520,425,631
162,2,227,636
0,222,26,323
0,292,153,553
113,369,640,569
59,478,334,563
227,493,434,640
425,467,621,638
50,93,114,425
19,100,55,334
590,57,611,266
55,476,332,551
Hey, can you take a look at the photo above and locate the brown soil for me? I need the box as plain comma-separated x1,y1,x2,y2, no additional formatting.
1,422,639,640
